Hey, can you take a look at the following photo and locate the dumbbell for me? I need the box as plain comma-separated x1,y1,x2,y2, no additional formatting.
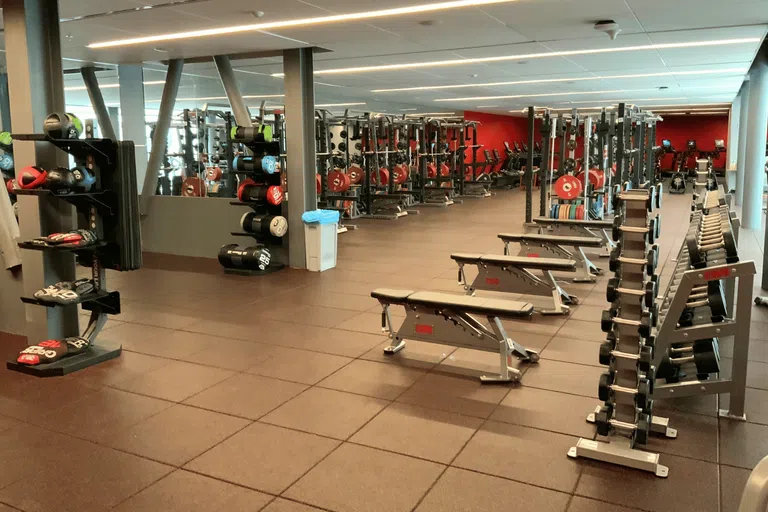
594,405,651,446
616,187,657,212
599,341,653,372
606,276,657,308
612,215,659,244
685,229,738,268
609,244,658,275
604,310,654,338
665,338,720,377
598,372,652,410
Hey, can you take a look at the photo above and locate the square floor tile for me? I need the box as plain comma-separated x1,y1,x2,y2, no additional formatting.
318,359,425,400
184,374,307,420
567,496,642,512
261,499,325,512
351,403,482,463
556,320,606,342
575,453,719,512
654,394,719,417
107,404,250,465
720,387,768,425
0,376,99,423
489,386,599,438
453,421,582,493
186,422,339,494
721,465,752,512
113,469,271,512
306,328,390,358
569,304,606,323
334,312,391,335
100,322,174,347
522,360,603,398
284,443,443,512
245,345,352,385
262,387,388,440
540,336,603,366
361,340,455,369
397,372,510,419
436,347,518,379
112,360,234,402
416,467,570,512
123,329,218,359
180,338,274,371
76,351,172,387
0,414,21,434
720,419,768,469
720,358,768,391
293,305,361,328
645,410,718,463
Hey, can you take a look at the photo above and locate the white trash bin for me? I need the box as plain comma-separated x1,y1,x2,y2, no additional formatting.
303,210,339,271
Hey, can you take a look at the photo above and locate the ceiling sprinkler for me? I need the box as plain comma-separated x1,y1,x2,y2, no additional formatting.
594,20,621,40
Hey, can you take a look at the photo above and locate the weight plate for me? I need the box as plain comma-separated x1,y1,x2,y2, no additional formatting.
328,170,351,193
554,174,584,200
348,165,363,184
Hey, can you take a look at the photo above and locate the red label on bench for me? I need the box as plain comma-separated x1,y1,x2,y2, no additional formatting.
526,253,540,258
415,324,433,335
485,277,500,286
703,267,730,280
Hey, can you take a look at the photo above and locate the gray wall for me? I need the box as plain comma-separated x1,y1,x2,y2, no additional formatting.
0,267,25,335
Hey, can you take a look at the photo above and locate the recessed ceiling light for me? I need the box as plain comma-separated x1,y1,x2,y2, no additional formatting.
658,86,669,90
88,0,518,48
433,88,653,102
369,68,748,92
280,39,758,76
153,47,169,53
470,74,479,78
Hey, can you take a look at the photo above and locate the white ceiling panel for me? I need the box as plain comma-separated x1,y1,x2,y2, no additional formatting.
627,0,768,31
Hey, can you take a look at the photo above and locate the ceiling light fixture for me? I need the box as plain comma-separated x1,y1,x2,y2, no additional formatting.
315,102,367,107
405,112,457,116
146,94,284,102
278,39,758,76
370,68,748,93
558,97,687,105
642,103,730,109
399,108,419,111
88,0,517,48
434,88,659,102
64,80,168,91
476,105,499,108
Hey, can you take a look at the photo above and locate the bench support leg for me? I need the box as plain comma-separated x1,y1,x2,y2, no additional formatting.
573,247,603,283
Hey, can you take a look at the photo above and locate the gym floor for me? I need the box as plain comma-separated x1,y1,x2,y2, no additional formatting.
0,187,766,512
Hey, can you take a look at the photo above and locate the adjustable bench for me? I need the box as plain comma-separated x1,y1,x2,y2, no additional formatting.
498,233,605,283
371,288,539,383
451,253,577,315
532,217,616,257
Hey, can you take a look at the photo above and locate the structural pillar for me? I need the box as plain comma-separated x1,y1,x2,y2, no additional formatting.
736,81,751,206
283,48,316,269
213,55,251,127
727,92,741,173
140,59,183,215
4,0,78,340
0,74,11,132
743,52,768,230
81,66,117,140
107,106,120,139
118,65,148,193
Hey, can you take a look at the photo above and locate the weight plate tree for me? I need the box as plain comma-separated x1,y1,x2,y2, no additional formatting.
569,186,675,478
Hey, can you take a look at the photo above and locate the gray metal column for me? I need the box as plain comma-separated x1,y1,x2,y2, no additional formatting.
213,55,251,126
81,66,117,140
140,59,183,215
727,92,741,173
736,81,750,206
107,106,120,139
283,48,316,269
119,65,149,193
4,0,78,341
0,74,11,132
743,52,768,230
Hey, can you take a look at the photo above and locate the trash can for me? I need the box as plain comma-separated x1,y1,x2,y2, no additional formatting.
302,209,339,271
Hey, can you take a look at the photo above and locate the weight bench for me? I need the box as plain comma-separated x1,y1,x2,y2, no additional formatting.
498,233,605,283
532,217,616,257
451,253,577,315
371,288,539,383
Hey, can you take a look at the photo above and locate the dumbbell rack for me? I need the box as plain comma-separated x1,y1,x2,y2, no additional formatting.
226,128,285,276
651,187,755,420
569,186,676,477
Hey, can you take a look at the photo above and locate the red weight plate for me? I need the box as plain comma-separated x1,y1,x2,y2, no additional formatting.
328,170,351,193
266,185,284,206
440,163,450,176
316,174,322,194
182,177,206,197
427,164,437,178
238,178,257,202
392,164,409,185
376,168,390,185
348,165,363,184
205,166,222,182
554,175,583,200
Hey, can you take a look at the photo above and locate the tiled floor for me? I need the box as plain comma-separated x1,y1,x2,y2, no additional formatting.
1,186,766,512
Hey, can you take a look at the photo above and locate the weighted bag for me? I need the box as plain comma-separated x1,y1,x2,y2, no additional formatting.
218,244,272,271
230,125,273,143
240,213,288,237
18,166,47,189
43,112,83,139
71,166,97,192
237,179,284,205
233,155,278,174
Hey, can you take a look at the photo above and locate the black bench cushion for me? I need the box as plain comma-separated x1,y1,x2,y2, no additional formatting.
478,254,576,270
409,291,534,318
371,289,414,304
532,217,612,228
498,233,604,247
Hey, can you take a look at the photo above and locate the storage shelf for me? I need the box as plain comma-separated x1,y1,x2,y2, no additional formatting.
20,289,114,308
7,343,122,377
17,241,108,253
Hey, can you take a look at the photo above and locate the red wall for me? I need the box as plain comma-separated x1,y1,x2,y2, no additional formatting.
463,111,536,163
655,114,729,170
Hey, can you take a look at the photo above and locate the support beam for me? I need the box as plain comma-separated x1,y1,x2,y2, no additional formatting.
140,59,183,215
736,81,750,206
81,66,117,140
118,65,148,193
213,55,251,126
107,106,120,139
283,48,316,269
726,93,741,173
743,52,768,230
4,0,78,340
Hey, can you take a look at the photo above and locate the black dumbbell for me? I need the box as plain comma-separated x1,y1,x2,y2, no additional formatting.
666,338,720,377
599,342,653,372
595,406,651,446
686,228,738,268
598,373,652,410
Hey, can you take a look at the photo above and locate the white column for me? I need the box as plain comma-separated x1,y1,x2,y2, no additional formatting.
118,65,148,193
735,81,751,206
742,53,768,229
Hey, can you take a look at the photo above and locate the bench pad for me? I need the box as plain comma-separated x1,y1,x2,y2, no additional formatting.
450,253,483,263
451,253,576,271
532,217,612,228
371,289,414,303
371,289,534,318
498,233,604,247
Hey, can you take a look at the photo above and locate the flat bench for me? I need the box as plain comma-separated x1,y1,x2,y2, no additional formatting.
532,217,616,257
498,233,605,283
371,288,539,383
451,253,577,315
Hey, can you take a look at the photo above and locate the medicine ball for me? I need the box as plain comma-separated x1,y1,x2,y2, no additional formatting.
6,178,18,195
45,167,76,193
218,244,272,271
0,152,14,171
0,132,12,146
71,167,97,192
43,112,83,139
18,166,47,189
240,213,288,238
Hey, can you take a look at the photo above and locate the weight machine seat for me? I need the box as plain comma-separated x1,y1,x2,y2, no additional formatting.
498,233,604,247
451,252,576,271
532,217,612,228
372,288,534,318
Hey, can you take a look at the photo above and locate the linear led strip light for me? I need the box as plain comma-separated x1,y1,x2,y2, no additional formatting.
272,38,760,76
64,80,167,91
146,94,285,102
88,0,517,48
372,68,749,93
436,88,661,102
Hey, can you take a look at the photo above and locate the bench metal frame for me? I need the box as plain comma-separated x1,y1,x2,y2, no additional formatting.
380,302,539,383
455,256,576,315
532,217,616,258
500,234,604,283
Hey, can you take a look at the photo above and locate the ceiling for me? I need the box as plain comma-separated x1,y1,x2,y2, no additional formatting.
4,0,767,116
